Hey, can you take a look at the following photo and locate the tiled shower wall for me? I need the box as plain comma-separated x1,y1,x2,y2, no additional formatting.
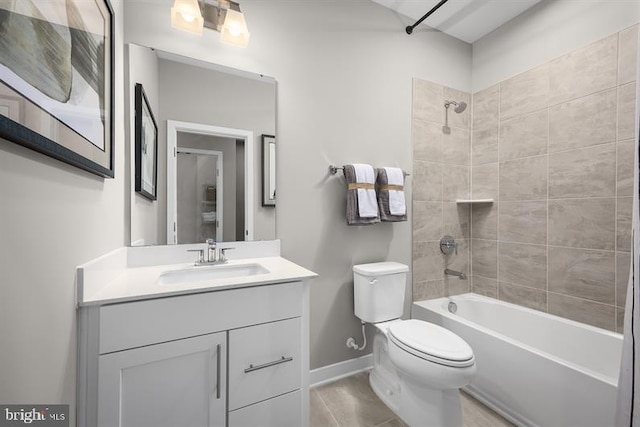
411,81,473,300
469,26,638,333
412,26,638,332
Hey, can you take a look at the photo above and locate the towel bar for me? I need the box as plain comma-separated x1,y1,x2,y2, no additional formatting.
329,165,410,176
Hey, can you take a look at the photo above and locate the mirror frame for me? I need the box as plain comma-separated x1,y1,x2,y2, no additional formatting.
262,134,276,207
166,120,255,244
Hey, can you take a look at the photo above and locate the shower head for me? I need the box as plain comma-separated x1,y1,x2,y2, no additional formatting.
444,100,467,114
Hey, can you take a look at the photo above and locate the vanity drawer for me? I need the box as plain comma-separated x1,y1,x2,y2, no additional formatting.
228,317,301,411
99,281,302,354
228,390,302,427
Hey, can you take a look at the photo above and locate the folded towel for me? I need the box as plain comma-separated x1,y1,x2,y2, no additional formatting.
353,164,378,218
376,167,408,222
344,164,380,225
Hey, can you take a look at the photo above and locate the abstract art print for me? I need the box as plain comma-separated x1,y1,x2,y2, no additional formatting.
0,0,114,177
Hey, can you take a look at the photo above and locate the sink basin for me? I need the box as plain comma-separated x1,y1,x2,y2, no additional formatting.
157,263,270,286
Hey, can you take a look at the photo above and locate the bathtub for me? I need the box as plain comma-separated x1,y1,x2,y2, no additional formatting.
412,293,623,427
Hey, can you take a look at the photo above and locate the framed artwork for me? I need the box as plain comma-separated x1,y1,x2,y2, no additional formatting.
135,83,158,200
0,0,115,177
262,134,276,207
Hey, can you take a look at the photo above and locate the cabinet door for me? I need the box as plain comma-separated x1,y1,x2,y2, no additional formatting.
98,332,226,427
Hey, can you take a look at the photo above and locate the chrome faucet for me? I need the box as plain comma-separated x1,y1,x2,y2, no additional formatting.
444,268,467,280
188,240,235,266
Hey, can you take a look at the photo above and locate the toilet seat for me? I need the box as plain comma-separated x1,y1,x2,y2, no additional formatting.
388,319,474,368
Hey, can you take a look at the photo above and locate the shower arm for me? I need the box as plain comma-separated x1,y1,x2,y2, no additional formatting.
406,0,450,35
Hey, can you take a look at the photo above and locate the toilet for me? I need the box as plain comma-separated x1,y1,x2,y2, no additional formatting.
353,262,476,427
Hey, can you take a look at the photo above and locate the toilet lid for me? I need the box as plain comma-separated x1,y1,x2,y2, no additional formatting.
388,319,474,368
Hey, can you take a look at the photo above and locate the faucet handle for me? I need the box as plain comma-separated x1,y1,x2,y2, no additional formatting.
219,247,235,262
206,238,216,246
187,249,205,264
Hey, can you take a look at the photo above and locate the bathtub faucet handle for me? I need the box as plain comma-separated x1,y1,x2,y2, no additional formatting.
440,235,458,255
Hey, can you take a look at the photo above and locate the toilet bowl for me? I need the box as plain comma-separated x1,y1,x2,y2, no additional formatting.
353,262,476,427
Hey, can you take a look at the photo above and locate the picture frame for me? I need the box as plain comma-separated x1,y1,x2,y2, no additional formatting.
135,83,158,201
262,134,276,207
0,0,115,178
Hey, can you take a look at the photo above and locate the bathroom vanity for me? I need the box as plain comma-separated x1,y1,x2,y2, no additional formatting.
76,240,316,427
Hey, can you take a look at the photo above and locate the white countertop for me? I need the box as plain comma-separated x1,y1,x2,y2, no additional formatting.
76,242,317,307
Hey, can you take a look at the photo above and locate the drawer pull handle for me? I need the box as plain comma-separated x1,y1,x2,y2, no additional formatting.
244,356,293,373
215,344,221,399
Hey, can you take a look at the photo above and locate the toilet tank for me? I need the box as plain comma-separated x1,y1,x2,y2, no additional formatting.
353,262,409,323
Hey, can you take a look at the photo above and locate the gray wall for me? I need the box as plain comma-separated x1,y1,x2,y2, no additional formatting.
0,1,126,424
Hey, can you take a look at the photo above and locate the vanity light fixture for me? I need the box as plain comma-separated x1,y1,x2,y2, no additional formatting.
171,0,251,48
171,0,204,35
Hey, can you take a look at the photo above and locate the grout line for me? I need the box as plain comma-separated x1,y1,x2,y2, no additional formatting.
311,388,343,427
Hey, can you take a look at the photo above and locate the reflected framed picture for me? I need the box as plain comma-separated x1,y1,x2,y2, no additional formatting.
135,83,158,201
262,134,276,207
0,0,115,177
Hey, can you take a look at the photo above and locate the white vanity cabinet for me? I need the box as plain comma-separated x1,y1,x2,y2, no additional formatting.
77,280,310,427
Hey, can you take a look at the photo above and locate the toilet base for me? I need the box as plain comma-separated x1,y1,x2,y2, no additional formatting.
369,326,465,427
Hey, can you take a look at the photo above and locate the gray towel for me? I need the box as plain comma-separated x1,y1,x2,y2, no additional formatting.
344,164,380,225
376,168,408,222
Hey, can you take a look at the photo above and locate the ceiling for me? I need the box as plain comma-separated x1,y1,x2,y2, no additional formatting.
370,0,542,43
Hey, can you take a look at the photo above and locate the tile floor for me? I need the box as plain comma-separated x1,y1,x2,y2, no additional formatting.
310,371,514,427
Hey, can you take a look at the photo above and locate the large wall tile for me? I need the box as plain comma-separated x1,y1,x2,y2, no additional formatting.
471,204,497,240
413,201,442,242
472,163,498,200
444,87,470,130
412,119,442,162
617,308,626,334
498,242,547,290
549,34,617,106
499,282,547,312
413,241,443,282
617,197,633,252
472,239,498,279
548,144,616,199
548,246,615,305
472,125,499,165
549,199,615,250
549,89,617,152
413,161,442,201
413,79,443,123
446,275,471,296
472,84,499,129
443,165,469,201
618,82,637,141
442,127,470,166
617,252,631,308
499,156,547,201
499,201,547,245
548,293,615,331
413,279,445,301
619,24,639,85
500,64,549,120
617,140,635,197
472,276,497,298
499,109,548,161
443,202,470,239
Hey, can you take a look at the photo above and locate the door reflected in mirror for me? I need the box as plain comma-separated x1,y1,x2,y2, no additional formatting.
262,134,276,207
127,44,276,246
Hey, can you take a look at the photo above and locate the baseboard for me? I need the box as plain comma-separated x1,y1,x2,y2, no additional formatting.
310,354,373,387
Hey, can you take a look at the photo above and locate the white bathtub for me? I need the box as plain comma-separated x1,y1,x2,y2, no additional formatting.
412,293,623,427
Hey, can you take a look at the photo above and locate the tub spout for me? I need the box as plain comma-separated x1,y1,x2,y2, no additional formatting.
444,268,467,280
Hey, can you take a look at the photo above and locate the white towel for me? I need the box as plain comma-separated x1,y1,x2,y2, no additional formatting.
384,167,406,216
353,163,378,218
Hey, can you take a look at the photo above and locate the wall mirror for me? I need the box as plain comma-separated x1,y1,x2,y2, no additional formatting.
126,43,276,246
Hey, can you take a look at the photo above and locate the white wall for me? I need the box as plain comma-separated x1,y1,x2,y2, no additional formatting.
472,0,640,91
124,0,472,369
0,1,126,424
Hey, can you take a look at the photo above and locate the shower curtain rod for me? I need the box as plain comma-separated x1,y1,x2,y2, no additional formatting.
405,0,450,35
